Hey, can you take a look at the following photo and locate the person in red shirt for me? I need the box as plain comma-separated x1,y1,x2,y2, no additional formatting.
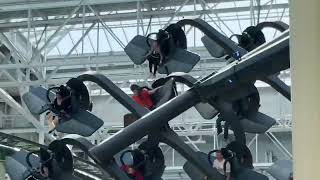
130,84,154,110
120,164,144,180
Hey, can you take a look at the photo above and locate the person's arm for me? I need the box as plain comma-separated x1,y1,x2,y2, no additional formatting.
225,162,232,180
141,89,153,96
145,49,153,58
147,88,157,95
145,45,155,58
40,167,49,178
134,170,144,180
159,52,164,64
226,173,231,180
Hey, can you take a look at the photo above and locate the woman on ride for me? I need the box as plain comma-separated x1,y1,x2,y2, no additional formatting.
130,84,154,110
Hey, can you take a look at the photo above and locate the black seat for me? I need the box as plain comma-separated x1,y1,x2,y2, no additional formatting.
56,110,104,137
266,160,293,180
125,35,200,74
201,35,225,58
150,79,176,108
183,151,225,180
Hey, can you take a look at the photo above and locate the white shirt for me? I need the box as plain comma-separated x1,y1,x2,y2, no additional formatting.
213,159,231,175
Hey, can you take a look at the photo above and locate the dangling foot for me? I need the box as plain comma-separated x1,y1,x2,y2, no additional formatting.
148,73,154,79
152,74,156,79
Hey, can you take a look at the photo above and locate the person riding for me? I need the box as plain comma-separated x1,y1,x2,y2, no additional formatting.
53,85,72,114
47,85,72,130
145,41,162,78
164,24,187,49
204,150,231,180
66,78,91,111
214,150,231,180
144,24,186,76
155,29,171,65
47,78,90,130
130,84,154,110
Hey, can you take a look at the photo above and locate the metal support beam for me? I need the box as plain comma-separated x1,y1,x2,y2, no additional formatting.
45,23,96,80
87,5,125,49
0,36,43,81
30,3,83,62
266,132,292,159
0,4,288,30
164,0,190,28
0,128,37,134
0,88,43,131
200,0,234,34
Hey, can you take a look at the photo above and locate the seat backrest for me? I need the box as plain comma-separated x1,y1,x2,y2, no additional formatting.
266,160,292,180
201,35,225,58
22,86,55,114
5,150,40,180
66,78,91,111
194,103,219,120
239,112,276,134
236,169,269,180
124,35,152,65
56,110,104,137
123,113,138,127
183,152,225,180
150,79,176,108
158,48,200,74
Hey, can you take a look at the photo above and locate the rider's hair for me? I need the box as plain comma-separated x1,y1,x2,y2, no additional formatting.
57,85,70,98
130,84,141,92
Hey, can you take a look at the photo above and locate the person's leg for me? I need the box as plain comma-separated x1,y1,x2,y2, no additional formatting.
148,60,153,73
153,63,158,76
216,116,223,135
224,122,230,140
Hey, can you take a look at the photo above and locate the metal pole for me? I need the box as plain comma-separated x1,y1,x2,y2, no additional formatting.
39,113,45,144
97,23,100,55
137,1,140,35
87,33,96,54
172,149,175,167
82,5,85,55
27,8,32,60
213,131,216,149
200,0,234,35
193,0,196,47
102,28,113,52
255,134,258,163
43,26,47,79
250,0,255,26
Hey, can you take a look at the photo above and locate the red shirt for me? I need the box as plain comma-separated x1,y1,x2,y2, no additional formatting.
132,89,154,109
120,165,144,180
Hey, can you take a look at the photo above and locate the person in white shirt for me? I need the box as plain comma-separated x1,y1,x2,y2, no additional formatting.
204,150,232,180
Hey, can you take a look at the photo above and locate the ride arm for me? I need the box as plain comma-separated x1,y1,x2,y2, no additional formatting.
176,18,247,56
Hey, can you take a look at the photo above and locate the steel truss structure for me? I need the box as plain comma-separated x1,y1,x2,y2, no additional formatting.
0,0,290,178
